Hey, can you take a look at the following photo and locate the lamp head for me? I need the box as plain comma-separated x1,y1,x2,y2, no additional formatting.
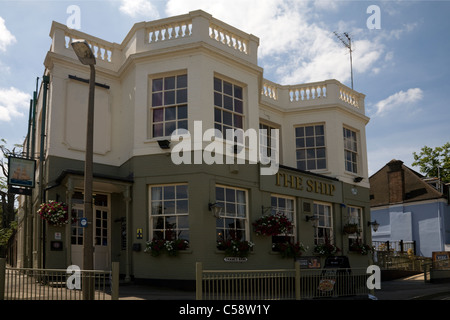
71,40,96,66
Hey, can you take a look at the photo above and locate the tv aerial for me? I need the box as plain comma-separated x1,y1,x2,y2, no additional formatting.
333,32,354,90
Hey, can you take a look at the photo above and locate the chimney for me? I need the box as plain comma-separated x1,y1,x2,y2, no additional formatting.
387,160,405,204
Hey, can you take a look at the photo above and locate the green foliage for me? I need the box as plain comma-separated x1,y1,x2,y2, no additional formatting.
412,142,450,183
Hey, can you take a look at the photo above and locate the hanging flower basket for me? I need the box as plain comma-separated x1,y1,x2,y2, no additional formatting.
343,223,359,235
313,242,340,256
272,241,308,258
252,212,293,236
144,238,189,257
37,201,71,227
349,242,373,255
217,239,255,257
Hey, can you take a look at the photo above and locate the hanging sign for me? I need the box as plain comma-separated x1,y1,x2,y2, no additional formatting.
8,156,36,188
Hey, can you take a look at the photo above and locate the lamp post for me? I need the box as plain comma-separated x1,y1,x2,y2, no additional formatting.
71,40,96,300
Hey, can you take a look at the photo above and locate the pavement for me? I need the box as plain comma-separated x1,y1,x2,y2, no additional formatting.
117,273,450,301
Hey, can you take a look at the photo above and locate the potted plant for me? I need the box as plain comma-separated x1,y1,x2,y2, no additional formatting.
144,238,189,257
313,242,340,256
37,200,72,227
252,212,293,236
342,223,359,235
349,241,373,255
217,238,255,257
272,241,308,258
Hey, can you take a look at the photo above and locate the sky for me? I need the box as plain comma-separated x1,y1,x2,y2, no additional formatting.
0,0,449,177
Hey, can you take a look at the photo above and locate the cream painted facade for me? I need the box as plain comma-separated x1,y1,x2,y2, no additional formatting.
14,10,371,283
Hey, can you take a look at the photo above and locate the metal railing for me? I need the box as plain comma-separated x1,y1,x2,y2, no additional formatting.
373,240,416,255
0,259,119,300
196,262,372,300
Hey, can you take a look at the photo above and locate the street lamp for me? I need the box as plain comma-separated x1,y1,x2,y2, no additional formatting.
71,40,96,300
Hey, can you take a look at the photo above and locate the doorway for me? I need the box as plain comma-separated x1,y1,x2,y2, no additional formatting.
71,193,111,270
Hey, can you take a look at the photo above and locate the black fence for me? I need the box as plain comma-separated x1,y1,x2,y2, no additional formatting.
372,240,416,255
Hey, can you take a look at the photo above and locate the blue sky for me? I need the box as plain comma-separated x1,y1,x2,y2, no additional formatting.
0,0,449,176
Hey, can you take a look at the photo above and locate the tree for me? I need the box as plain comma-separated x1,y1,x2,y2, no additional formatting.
412,142,450,183
0,139,23,257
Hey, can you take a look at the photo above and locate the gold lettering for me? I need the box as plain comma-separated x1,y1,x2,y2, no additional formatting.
296,176,303,190
306,179,314,192
276,172,282,186
330,184,335,196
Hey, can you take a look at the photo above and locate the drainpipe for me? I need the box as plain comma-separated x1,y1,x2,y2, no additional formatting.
39,75,50,268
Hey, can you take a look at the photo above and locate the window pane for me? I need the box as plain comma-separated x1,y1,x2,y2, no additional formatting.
153,123,163,137
165,121,176,136
165,107,176,121
234,86,243,99
214,77,222,92
295,127,304,137
315,125,324,135
178,120,188,130
153,78,163,91
223,111,232,126
153,108,163,122
152,92,163,107
164,91,175,105
224,95,233,110
214,108,222,122
177,74,187,88
305,126,314,136
234,114,243,129
216,187,224,201
234,99,243,113
178,105,187,119
214,92,222,107
177,89,187,103
164,76,175,90
223,81,233,95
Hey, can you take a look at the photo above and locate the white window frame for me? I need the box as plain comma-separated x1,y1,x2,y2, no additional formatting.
313,201,333,245
270,194,296,245
215,184,249,242
343,127,359,174
148,184,189,241
150,73,188,138
347,206,363,239
295,124,327,171
214,77,245,137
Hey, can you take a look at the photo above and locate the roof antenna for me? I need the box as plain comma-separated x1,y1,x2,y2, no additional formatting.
334,31,354,90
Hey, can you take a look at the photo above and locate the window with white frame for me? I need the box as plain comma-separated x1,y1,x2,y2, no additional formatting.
314,202,333,245
149,184,189,241
295,124,326,171
215,185,248,242
214,77,244,137
343,127,358,173
151,74,188,137
270,195,295,249
347,206,363,248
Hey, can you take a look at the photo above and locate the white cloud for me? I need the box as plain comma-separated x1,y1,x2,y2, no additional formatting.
119,0,160,19
0,17,16,52
165,0,384,85
0,87,31,122
372,88,423,117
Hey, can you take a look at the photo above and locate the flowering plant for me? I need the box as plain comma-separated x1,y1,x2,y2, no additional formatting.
252,212,293,236
217,238,255,257
272,241,308,258
37,201,71,227
313,242,340,256
342,223,359,235
349,241,373,255
144,238,189,257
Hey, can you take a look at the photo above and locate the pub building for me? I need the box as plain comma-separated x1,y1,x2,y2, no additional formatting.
14,10,371,285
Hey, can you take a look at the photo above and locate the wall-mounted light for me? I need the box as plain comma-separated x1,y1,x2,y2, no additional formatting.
305,215,319,227
157,139,171,149
367,220,380,232
353,176,363,183
209,202,223,218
